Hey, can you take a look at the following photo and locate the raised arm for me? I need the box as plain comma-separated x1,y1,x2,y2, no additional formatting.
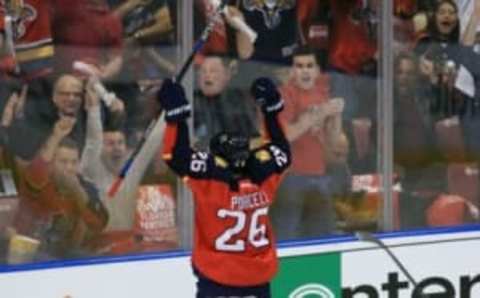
224,6,255,60
159,79,212,179
250,77,290,152
248,78,291,183
38,116,76,163
80,79,103,181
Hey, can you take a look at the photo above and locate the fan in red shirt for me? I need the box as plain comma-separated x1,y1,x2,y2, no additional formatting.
326,0,378,120
51,0,123,80
159,77,290,297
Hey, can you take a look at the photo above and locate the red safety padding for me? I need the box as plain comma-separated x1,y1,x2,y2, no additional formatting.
426,194,466,227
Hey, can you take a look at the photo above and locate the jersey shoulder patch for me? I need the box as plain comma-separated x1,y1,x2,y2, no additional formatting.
214,156,228,168
255,149,272,163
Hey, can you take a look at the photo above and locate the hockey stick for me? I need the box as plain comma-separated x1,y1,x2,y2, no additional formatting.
108,0,229,197
356,231,438,297
356,231,418,287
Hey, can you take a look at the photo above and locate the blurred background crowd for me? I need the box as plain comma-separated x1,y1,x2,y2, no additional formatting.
0,0,480,264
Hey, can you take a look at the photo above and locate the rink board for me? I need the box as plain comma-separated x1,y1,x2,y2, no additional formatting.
0,226,479,298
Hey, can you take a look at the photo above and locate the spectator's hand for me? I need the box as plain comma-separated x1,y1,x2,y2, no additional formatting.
53,116,76,140
224,6,245,29
109,98,125,115
80,61,119,82
309,100,343,134
76,62,102,78
251,77,283,114
308,105,329,132
297,106,324,131
85,79,100,109
327,97,345,115
1,84,27,126
157,79,191,122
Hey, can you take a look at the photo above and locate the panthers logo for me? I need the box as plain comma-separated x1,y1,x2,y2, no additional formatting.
243,0,295,29
0,1,37,40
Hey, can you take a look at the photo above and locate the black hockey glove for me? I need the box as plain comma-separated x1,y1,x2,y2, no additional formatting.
250,77,284,115
157,79,191,122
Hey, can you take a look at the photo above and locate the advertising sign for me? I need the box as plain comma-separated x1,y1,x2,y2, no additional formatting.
273,230,480,298
272,253,341,298
0,229,479,297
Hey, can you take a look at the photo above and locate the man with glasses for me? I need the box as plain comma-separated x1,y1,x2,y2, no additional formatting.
4,74,124,160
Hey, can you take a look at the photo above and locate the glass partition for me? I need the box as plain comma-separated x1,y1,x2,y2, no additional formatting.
0,0,182,264
393,0,480,230
192,0,382,240
0,0,478,267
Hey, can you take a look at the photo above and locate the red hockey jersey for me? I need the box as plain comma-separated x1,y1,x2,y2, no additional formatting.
163,113,290,287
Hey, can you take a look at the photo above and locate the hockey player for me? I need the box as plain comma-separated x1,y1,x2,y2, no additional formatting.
159,77,290,298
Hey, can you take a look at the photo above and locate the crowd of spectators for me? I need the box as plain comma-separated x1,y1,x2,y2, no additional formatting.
0,0,177,263
0,0,479,263
392,0,480,229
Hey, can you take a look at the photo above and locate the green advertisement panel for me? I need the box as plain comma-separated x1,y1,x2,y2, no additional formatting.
272,252,341,298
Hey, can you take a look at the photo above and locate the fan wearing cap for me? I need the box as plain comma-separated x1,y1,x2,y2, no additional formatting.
159,77,290,298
